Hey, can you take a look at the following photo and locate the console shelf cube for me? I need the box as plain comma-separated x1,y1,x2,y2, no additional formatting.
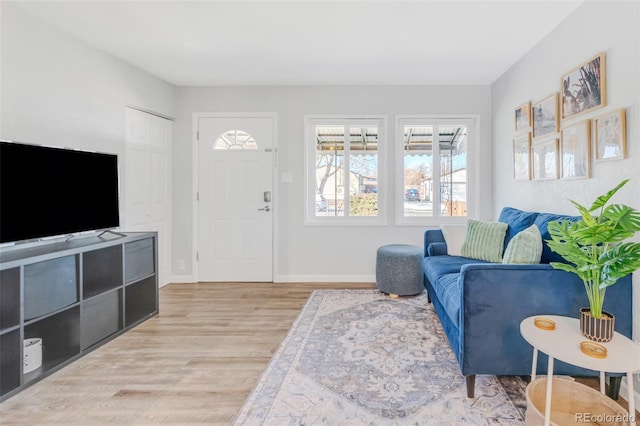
0,232,158,401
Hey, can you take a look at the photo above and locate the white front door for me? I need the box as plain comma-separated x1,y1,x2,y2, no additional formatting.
124,107,172,287
196,115,274,282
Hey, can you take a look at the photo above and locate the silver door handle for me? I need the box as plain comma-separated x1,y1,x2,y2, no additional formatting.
258,205,271,212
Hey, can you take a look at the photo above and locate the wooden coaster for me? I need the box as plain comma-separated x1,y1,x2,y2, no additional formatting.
534,317,556,331
580,341,608,359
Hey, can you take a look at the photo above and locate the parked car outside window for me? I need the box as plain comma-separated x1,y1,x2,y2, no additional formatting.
405,189,420,201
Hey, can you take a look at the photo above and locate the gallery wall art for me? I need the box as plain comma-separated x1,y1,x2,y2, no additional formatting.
594,109,626,161
561,52,606,120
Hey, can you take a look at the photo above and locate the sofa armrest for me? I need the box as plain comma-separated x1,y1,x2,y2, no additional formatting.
424,229,446,257
427,242,447,256
457,263,632,375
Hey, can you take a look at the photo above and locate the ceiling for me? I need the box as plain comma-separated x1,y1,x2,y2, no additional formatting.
9,0,584,86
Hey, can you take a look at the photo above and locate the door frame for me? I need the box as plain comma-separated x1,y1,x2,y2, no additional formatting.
191,112,278,282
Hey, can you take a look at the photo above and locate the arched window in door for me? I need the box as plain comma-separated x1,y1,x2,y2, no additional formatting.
213,129,258,150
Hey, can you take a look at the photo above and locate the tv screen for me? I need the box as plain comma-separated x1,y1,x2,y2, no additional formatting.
0,140,120,244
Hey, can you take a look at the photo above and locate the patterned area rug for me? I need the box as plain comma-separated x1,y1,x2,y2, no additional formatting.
234,289,527,425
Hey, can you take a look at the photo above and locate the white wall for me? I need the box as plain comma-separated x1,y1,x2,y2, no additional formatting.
173,86,492,281
491,1,640,340
1,3,174,184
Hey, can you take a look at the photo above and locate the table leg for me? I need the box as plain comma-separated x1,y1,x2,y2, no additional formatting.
600,371,605,394
628,372,636,426
544,356,554,426
531,348,538,381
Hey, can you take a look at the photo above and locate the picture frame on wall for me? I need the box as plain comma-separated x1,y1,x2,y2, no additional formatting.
561,52,606,120
531,137,558,180
594,109,626,161
515,102,531,132
532,93,558,139
560,120,590,179
513,133,531,180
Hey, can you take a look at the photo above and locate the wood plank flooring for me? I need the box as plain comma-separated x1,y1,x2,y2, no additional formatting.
0,282,374,425
0,282,636,424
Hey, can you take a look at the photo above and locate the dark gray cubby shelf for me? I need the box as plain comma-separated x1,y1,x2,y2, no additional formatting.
0,232,158,401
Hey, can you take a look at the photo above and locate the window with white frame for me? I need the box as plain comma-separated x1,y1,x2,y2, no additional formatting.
397,117,475,224
305,117,385,224
213,129,257,150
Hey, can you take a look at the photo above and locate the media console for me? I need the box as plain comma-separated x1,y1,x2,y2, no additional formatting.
0,232,158,401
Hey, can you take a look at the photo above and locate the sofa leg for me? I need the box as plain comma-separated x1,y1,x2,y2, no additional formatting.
608,376,621,400
466,375,475,398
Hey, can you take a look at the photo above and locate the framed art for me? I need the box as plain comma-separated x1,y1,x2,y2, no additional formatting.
531,137,558,180
513,133,531,180
532,93,558,139
560,120,590,179
515,102,531,132
561,52,606,120
594,109,626,161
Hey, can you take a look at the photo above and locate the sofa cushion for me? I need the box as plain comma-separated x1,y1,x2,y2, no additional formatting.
498,207,539,249
502,224,543,264
534,213,580,263
431,273,461,328
423,255,487,288
440,224,467,256
461,220,508,262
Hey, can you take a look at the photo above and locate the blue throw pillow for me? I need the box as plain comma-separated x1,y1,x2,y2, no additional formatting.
534,212,580,263
497,207,539,250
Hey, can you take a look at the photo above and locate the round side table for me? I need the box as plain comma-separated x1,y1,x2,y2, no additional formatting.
520,315,640,426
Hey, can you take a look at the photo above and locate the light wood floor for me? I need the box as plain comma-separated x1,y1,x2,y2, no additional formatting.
0,282,636,425
0,282,374,425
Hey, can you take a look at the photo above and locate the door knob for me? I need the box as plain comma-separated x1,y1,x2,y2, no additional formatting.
258,205,271,212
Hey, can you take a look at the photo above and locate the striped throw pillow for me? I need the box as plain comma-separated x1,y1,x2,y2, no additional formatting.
461,219,508,262
502,224,542,264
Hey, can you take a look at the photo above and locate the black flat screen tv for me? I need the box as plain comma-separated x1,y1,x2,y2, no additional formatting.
0,140,120,244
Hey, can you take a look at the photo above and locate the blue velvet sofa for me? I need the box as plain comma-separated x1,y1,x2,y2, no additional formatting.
422,207,633,398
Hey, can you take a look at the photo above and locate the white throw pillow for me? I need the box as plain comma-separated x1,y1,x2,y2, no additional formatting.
440,224,467,256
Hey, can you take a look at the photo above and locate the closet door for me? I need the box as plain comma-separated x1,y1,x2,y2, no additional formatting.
124,107,172,287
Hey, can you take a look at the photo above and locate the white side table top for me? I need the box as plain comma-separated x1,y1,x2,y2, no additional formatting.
520,315,640,374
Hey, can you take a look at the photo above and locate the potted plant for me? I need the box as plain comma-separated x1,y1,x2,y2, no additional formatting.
546,179,640,342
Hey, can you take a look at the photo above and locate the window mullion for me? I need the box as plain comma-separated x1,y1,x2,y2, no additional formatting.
343,124,351,217
432,123,441,218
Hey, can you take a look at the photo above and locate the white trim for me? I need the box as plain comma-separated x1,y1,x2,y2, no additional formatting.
168,275,197,284
191,112,278,283
275,274,375,283
304,115,388,226
395,115,479,226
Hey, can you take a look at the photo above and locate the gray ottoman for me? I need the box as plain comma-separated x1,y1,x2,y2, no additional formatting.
375,244,424,297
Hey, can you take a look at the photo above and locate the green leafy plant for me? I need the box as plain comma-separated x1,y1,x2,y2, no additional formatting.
546,179,640,318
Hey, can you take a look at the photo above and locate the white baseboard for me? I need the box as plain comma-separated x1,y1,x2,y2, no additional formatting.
168,275,196,285
275,274,375,283
165,275,375,284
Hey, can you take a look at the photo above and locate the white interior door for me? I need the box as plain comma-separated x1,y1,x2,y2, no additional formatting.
197,115,274,282
124,107,172,287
